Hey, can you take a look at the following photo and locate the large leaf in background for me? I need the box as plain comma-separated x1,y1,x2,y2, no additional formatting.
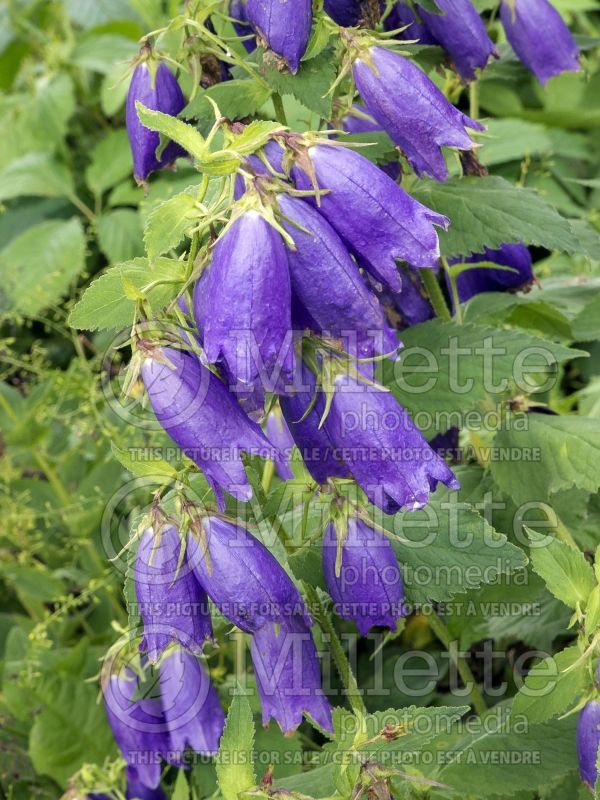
0,218,85,315
491,414,600,505
216,688,256,800
69,256,187,330
511,646,586,723
0,152,74,202
411,176,598,257
86,128,133,196
260,46,337,118
185,79,272,122
96,209,144,263
382,319,583,434
527,529,596,609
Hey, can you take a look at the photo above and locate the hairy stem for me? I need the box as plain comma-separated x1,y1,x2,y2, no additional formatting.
420,268,452,321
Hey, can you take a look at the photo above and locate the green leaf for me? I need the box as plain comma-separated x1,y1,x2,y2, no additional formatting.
185,79,271,120
172,769,190,800
216,688,256,800
96,209,144,263
70,33,138,74
491,415,600,506
411,176,581,258
527,529,596,609
262,46,336,118
382,318,582,436
0,218,85,316
479,118,553,166
144,187,199,261
0,152,74,201
112,442,178,481
512,646,586,723
135,102,207,160
230,120,283,155
69,256,185,331
86,128,133,195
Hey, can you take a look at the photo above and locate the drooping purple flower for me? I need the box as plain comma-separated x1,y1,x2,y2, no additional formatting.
322,518,405,635
324,0,362,26
500,0,579,86
373,266,434,329
340,105,401,181
246,0,312,73
265,409,295,480
577,699,600,787
324,374,459,513
125,767,167,800
126,61,186,183
278,193,398,358
353,47,484,182
197,212,294,391
292,143,448,291
189,516,311,633
141,347,275,510
134,526,212,664
416,0,498,82
280,361,351,484
250,618,333,733
450,242,534,304
429,427,460,459
384,2,439,44
159,647,225,759
103,670,169,793
230,0,256,52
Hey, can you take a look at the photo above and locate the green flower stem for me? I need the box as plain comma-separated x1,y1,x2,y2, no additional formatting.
441,257,462,323
428,610,488,716
272,92,288,126
469,80,479,120
305,585,367,717
419,267,452,321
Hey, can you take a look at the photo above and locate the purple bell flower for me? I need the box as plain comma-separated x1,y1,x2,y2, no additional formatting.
126,61,186,184
197,212,295,391
230,0,256,52
141,347,275,510
159,647,225,759
265,409,295,480
278,193,398,359
125,767,167,800
322,518,405,635
416,0,498,82
135,526,212,663
280,361,351,484
450,242,534,304
429,427,460,459
577,698,600,787
103,670,169,793
292,143,448,291
324,0,362,26
189,516,311,633
500,0,579,85
384,266,435,328
353,47,484,182
250,618,333,733
324,374,459,513
246,0,312,73
384,3,439,44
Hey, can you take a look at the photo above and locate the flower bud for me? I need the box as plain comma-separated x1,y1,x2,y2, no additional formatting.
265,408,295,480
450,242,534,304
246,0,312,73
322,518,405,635
577,698,600,787
126,62,186,183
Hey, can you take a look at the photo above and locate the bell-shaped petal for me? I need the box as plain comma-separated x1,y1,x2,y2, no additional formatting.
450,242,534,304
250,618,333,733
141,347,275,509
353,47,484,181
159,648,225,759
126,62,186,183
324,374,459,513
246,0,312,73
292,144,448,290
197,212,295,391
324,0,362,26
500,0,579,85
278,194,398,358
384,2,439,44
265,408,295,480
322,518,405,635
340,106,401,181
577,699,600,787
230,0,256,51
103,670,169,791
379,266,434,328
280,361,351,484
125,766,168,800
135,527,212,663
417,0,497,82
189,516,311,633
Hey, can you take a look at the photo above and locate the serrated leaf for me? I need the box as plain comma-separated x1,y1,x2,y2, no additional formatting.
185,79,271,120
262,46,336,118
512,646,585,723
144,187,199,261
230,120,283,155
96,209,144,263
0,152,74,201
69,256,185,331
86,128,133,195
136,102,207,160
491,415,600,506
411,176,581,258
112,442,178,481
527,529,596,609
0,218,85,316
216,687,256,800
